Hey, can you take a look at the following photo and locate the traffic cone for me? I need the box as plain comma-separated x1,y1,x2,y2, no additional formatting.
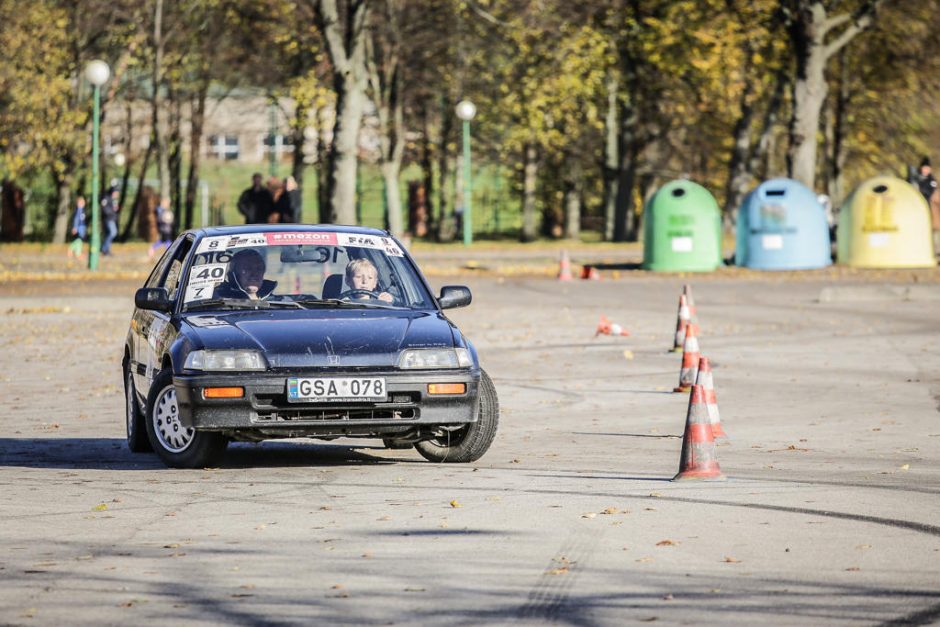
671,294,691,352
672,384,725,481
596,314,629,337
683,284,699,329
581,265,601,280
557,250,573,281
694,356,726,438
674,322,700,393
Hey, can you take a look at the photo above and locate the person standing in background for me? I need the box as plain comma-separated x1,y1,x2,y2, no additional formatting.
911,157,940,253
100,186,120,256
237,173,273,224
149,196,175,258
68,196,87,259
276,176,301,223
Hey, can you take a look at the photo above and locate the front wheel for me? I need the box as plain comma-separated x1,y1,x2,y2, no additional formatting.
415,370,499,463
145,368,227,468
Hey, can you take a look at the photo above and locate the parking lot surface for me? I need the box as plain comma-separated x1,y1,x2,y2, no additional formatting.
1,271,939,625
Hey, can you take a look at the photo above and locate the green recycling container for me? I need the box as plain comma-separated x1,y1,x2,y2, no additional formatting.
643,180,723,272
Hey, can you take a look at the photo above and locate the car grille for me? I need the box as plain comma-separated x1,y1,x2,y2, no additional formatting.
249,390,419,423
252,406,418,423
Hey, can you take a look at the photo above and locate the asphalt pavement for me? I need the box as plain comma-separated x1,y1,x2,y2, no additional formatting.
1,252,939,625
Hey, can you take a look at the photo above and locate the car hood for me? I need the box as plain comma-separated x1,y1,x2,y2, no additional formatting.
182,309,457,368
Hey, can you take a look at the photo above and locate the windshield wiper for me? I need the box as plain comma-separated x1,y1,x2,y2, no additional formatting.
184,298,298,311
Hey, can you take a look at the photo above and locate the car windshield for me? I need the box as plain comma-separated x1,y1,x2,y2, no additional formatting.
180,231,434,312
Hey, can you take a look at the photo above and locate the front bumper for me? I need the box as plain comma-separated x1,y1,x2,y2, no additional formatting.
173,369,479,434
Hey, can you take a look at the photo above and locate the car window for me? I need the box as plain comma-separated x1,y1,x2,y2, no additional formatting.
180,231,434,311
162,237,194,300
144,241,176,288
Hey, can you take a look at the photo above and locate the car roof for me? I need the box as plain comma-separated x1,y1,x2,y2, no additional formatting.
184,224,392,239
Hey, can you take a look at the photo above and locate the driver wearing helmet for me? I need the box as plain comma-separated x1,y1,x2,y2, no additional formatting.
344,258,394,303
213,249,277,300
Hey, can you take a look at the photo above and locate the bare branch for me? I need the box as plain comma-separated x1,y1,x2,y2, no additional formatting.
825,0,884,59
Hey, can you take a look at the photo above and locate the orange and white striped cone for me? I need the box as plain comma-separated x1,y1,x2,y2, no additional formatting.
683,284,699,331
596,314,630,337
694,356,726,438
672,384,726,481
581,265,601,280
671,294,691,352
557,250,573,281
674,322,700,393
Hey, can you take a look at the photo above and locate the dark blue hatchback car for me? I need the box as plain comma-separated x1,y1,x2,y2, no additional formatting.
123,225,498,468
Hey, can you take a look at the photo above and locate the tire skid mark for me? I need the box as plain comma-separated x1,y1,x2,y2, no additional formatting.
879,600,940,626
517,529,601,622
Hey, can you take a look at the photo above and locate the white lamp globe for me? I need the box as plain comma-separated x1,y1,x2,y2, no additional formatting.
85,60,111,86
455,100,477,121
113,152,126,167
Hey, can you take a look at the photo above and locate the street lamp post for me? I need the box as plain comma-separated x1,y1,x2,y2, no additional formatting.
85,60,110,271
456,100,477,246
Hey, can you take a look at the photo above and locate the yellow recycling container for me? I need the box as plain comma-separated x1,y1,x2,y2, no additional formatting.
837,176,936,268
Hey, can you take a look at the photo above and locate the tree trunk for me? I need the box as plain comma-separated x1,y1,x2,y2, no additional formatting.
168,93,183,227
521,143,538,242
290,98,309,223
185,82,208,230
318,0,371,225
723,79,755,226
826,50,849,206
117,100,134,229
52,174,72,244
420,101,435,235
602,71,619,242
120,136,154,242
317,105,331,224
613,98,639,242
785,1,879,190
564,164,582,240
152,0,170,201
435,95,454,242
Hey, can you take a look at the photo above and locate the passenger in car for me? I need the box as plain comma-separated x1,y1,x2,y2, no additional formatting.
344,258,394,303
213,249,278,300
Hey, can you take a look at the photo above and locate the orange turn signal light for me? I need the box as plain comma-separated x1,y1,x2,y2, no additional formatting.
203,387,244,399
427,383,466,395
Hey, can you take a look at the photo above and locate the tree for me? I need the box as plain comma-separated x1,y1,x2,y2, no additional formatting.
315,0,371,225
782,0,882,190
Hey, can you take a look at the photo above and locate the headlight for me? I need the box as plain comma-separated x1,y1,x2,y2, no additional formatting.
399,348,472,369
184,349,268,371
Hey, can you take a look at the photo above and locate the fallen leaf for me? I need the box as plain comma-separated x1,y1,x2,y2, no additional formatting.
636,557,654,563
547,567,569,575
846,567,861,571
163,543,180,549
601,507,619,515
656,540,678,547
900,464,910,470
449,500,462,508
723,557,741,563
92,503,108,512
623,350,634,360
581,512,597,519
856,544,872,550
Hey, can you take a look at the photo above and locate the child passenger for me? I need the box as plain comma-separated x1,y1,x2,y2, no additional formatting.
344,258,394,303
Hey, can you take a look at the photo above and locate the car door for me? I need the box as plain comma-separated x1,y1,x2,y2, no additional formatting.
136,236,194,391
131,243,176,392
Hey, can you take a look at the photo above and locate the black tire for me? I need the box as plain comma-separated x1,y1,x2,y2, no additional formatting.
382,438,413,450
124,366,152,453
145,368,227,469
415,370,499,463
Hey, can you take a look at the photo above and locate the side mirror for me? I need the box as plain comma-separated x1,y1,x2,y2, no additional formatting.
135,287,171,312
438,285,472,309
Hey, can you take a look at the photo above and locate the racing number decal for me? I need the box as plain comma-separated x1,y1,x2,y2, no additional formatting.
184,262,228,302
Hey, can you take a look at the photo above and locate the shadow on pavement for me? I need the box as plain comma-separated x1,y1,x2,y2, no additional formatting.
0,437,409,470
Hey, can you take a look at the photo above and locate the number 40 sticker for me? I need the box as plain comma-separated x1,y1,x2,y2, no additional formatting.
184,262,228,302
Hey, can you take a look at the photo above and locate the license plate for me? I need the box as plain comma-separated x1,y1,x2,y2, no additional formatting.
287,377,387,402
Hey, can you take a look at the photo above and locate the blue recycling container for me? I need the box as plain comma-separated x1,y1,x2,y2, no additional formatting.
735,178,831,270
